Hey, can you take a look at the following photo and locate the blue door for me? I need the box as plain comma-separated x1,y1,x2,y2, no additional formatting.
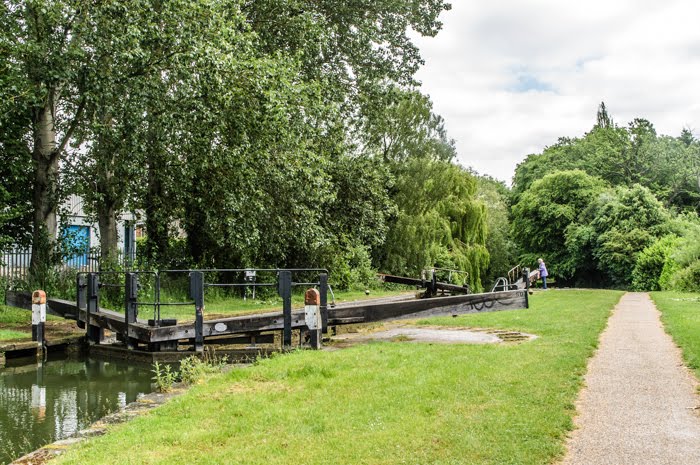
63,225,90,267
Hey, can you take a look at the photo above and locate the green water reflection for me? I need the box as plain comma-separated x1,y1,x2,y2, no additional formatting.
0,356,153,464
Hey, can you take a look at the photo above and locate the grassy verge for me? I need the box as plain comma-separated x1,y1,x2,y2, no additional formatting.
53,289,621,465
0,329,30,341
0,305,34,342
0,304,76,342
0,305,63,325
650,291,700,377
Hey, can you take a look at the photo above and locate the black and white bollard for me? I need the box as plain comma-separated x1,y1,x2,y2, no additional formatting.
32,290,47,352
305,288,322,350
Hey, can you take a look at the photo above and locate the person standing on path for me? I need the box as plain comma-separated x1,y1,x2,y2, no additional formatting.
537,258,548,289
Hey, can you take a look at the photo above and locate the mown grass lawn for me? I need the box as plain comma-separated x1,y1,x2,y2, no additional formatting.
650,291,700,377
53,289,622,465
0,304,33,341
0,304,73,342
0,328,30,341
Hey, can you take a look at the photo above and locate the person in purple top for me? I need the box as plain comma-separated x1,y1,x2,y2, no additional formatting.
537,258,548,289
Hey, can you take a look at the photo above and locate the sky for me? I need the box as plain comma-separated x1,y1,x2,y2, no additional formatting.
412,0,700,183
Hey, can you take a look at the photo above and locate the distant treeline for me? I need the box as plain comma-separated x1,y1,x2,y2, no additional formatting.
508,103,700,291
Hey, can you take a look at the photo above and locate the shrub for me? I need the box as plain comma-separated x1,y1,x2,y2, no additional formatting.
667,261,700,293
631,236,678,291
152,362,177,393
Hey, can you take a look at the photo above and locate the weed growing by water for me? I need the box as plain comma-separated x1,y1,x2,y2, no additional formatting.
179,354,229,385
152,362,177,393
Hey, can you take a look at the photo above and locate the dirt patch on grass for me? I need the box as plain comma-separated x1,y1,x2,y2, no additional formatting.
326,322,536,348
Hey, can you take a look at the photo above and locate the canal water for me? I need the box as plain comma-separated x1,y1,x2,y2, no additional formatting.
0,355,153,464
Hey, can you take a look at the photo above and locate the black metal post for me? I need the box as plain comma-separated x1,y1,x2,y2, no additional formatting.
279,270,292,349
86,273,103,344
125,273,139,350
319,272,328,334
76,274,87,328
522,267,530,308
76,274,87,310
191,271,205,352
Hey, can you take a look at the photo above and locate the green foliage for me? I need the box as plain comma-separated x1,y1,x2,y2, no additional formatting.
512,170,607,284
152,362,177,393
179,355,228,385
382,160,488,291
587,184,671,287
512,106,700,214
660,223,700,292
476,175,518,286
512,103,700,288
323,243,378,291
666,261,700,293
631,236,678,291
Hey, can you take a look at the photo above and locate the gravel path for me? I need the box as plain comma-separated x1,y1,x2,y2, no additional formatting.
561,292,700,465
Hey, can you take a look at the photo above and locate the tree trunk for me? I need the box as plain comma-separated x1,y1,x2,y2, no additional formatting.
29,96,59,278
94,144,120,265
145,151,170,264
97,201,118,265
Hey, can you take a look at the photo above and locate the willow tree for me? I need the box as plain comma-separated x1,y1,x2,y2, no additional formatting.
381,160,489,292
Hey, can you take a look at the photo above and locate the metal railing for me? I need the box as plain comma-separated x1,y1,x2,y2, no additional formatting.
76,268,333,352
1,249,129,281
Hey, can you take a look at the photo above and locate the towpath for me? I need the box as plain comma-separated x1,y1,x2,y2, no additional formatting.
561,292,700,464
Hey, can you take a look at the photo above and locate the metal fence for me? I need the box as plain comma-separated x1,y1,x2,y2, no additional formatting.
0,249,128,282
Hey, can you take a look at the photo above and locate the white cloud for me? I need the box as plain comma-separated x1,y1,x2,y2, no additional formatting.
413,0,700,183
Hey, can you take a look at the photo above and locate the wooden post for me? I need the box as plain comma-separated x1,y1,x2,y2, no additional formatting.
86,273,104,344
124,273,139,350
279,270,292,349
191,271,205,352
319,273,328,334
305,288,322,350
31,290,47,352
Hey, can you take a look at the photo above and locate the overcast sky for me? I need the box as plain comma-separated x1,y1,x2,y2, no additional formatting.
412,0,700,183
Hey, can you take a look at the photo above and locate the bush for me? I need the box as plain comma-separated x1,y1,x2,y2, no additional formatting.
324,242,378,291
631,236,678,291
661,225,700,292
667,261,700,293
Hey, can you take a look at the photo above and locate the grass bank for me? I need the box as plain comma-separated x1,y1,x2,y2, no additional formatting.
650,291,700,377
0,304,74,343
52,289,622,465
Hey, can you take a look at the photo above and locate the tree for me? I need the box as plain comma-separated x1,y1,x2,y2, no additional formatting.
360,87,456,163
1,1,94,274
476,175,518,287
595,101,614,129
585,184,671,287
381,160,489,291
511,170,607,284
